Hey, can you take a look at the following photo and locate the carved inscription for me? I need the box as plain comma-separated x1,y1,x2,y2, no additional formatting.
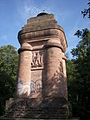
31,50,43,68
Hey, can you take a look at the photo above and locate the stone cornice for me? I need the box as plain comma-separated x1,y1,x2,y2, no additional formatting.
18,46,32,54
44,42,64,52
18,28,67,52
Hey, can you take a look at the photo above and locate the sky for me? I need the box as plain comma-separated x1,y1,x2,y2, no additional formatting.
0,0,90,59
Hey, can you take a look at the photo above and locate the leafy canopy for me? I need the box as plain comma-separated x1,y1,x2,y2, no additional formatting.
0,45,18,116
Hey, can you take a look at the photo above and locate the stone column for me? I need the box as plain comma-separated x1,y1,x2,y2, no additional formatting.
17,43,32,97
43,39,68,102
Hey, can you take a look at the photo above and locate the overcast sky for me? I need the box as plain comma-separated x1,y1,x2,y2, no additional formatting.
0,0,90,59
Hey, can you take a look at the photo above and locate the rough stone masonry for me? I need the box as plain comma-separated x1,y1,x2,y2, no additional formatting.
5,12,70,119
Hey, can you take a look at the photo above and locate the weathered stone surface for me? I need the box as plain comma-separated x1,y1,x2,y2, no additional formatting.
5,13,69,119
43,42,68,100
5,97,69,119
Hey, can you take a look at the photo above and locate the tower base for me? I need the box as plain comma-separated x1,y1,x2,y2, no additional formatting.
4,97,70,119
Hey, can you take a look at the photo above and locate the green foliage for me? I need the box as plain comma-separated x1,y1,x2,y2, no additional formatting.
67,29,90,120
81,0,90,18
0,45,18,116
72,28,90,58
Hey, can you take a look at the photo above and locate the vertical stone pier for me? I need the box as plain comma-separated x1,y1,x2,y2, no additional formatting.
5,12,69,119
17,43,32,96
43,38,67,100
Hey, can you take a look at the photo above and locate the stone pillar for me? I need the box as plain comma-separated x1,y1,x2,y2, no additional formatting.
43,38,68,102
17,43,32,97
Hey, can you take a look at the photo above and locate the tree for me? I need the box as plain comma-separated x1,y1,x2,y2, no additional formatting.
67,29,90,119
0,45,18,116
81,0,90,18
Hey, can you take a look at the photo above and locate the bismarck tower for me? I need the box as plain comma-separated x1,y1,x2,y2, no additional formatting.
5,13,69,119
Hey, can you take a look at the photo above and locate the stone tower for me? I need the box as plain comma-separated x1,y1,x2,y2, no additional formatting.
5,13,69,119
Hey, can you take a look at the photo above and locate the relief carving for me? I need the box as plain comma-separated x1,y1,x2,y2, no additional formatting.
31,50,43,68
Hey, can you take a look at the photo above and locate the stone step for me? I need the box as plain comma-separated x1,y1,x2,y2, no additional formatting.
5,108,68,119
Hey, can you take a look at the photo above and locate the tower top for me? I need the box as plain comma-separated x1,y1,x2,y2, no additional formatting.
37,11,48,17
18,13,67,51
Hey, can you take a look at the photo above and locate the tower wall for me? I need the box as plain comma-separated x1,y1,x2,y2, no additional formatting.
5,13,69,119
